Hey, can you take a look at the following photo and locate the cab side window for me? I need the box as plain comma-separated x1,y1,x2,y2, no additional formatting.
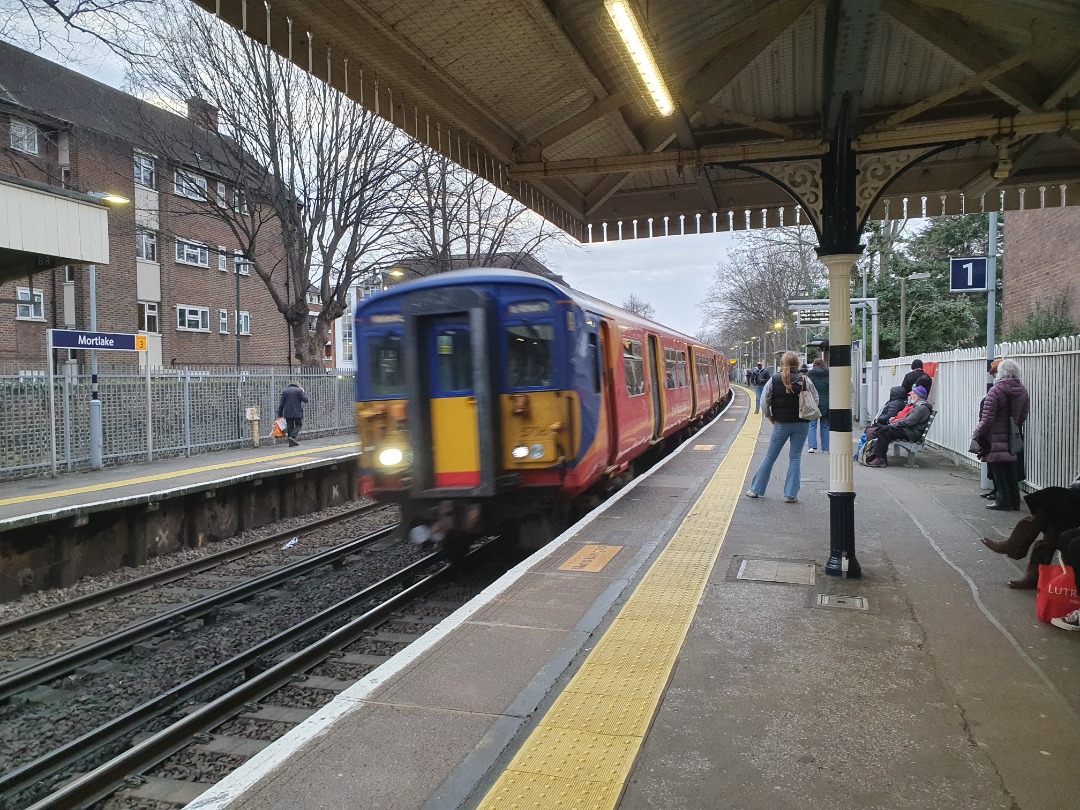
623,339,644,396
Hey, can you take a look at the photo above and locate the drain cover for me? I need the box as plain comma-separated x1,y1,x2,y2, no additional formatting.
816,594,869,611
737,559,816,585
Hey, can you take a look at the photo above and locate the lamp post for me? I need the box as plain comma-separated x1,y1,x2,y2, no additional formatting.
898,271,931,356
773,320,785,355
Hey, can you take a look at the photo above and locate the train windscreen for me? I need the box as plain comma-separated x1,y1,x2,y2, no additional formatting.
367,333,405,397
506,323,554,388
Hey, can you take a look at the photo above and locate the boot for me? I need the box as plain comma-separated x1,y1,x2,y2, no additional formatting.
1007,538,1054,589
981,515,1042,560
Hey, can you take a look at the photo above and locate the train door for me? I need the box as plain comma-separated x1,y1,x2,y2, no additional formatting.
688,347,699,415
599,319,619,468
404,288,497,496
647,334,664,440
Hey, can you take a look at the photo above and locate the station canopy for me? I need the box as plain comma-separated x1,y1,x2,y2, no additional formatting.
198,0,1080,243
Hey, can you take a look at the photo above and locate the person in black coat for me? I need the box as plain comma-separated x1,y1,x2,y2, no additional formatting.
901,359,933,395
277,382,309,447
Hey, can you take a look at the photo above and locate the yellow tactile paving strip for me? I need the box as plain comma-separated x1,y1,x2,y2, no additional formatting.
0,442,359,507
477,411,760,810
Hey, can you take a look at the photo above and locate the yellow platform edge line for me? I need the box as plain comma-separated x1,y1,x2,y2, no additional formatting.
0,441,359,507
476,411,761,810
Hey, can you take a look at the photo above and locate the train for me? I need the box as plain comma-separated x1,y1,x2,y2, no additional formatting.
353,268,731,549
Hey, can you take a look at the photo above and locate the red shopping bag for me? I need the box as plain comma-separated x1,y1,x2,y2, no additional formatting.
1035,563,1080,623
272,417,287,439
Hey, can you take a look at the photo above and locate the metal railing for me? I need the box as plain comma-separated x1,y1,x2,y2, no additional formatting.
869,335,1080,490
0,364,356,481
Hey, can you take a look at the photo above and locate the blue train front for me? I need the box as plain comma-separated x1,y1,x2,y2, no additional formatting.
354,269,729,547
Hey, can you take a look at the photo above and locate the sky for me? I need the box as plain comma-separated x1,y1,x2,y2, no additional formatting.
6,19,734,338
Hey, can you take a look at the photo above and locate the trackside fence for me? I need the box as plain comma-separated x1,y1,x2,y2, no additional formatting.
0,365,356,481
870,335,1080,491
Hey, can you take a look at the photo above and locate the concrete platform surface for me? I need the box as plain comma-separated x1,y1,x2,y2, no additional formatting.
0,434,359,529
186,389,1079,809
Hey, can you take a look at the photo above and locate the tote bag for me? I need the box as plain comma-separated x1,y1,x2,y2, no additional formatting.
798,375,821,421
1036,562,1080,623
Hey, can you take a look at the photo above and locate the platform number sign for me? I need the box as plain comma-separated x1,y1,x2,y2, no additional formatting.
950,257,988,292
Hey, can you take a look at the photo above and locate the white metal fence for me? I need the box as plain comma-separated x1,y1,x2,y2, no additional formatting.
0,365,356,481
869,335,1080,491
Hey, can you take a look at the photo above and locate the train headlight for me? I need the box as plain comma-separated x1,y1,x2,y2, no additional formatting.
529,443,545,459
378,448,404,466
511,445,529,460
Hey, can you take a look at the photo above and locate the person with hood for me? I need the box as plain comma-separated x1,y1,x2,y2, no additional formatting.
744,351,818,503
752,361,769,414
901,359,933,395
276,382,309,447
875,386,908,426
806,357,830,453
972,358,1030,511
865,385,931,467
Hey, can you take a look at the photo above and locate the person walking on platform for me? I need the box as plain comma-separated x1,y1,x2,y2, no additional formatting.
277,382,308,447
745,351,817,504
972,359,1029,511
752,362,769,414
806,357,830,454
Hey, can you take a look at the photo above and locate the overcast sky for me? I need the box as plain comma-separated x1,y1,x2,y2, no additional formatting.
12,26,733,337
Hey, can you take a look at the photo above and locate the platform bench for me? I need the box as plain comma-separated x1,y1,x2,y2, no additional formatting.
891,411,937,468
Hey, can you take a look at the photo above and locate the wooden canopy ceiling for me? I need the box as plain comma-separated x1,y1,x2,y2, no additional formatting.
196,0,1080,242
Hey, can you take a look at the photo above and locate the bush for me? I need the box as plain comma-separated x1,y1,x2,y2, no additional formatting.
1004,296,1077,342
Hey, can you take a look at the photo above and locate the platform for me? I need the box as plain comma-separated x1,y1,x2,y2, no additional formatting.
186,388,1079,810
0,436,360,600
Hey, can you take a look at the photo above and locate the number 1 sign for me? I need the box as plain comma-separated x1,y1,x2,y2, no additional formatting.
949,256,988,292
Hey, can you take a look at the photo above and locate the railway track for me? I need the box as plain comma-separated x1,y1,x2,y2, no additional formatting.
0,502,392,639
7,538,514,810
0,515,398,704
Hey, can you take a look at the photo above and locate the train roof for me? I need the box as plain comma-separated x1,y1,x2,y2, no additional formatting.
358,268,715,349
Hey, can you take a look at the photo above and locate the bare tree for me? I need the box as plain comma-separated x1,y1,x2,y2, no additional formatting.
621,293,656,320
393,146,571,275
698,225,827,343
0,0,152,58
126,2,417,364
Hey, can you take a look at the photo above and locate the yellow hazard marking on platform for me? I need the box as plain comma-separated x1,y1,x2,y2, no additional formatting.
558,545,622,573
0,442,359,507
477,410,760,810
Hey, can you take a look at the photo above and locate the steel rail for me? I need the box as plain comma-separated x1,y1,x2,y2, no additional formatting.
0,502,392,637
27,554,460,810
0,523,399,703
1,545,443,803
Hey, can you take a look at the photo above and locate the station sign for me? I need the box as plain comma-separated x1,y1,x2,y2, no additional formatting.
49,329,147,351
797,309,828,325
949,256,988,292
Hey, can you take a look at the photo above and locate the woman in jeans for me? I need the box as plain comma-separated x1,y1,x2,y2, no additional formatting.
745,350,818,504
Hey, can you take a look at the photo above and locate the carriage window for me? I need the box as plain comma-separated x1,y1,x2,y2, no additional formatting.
437,329,473,392
677,351,689,387
623,339,644,396
506,323,554,388
368,333,405,396
664,348,678,388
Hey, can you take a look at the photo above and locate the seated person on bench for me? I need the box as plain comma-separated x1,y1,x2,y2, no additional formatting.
865,385,931,468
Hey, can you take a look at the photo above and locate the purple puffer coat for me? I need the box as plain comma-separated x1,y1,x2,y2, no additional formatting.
974,377,1030,463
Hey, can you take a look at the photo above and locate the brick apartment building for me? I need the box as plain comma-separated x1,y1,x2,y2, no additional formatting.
0,41,290,369
1002,207,1080,333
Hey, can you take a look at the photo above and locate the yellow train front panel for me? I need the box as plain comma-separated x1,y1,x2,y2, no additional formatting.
431,395,482,488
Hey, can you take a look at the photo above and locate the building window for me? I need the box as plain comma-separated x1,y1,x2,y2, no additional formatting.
175,238,209,267
65,266,77,283
177,305,210,331
233,190,249,214
218,246,227,272
308,313,318,332
10,120,38,154
134,154,156,189
60,167,71,188
306,289,321,305
138,301,159,333
238,310,251,335
219,308,229,333
16,288,44,320
173,169,207,200
216,182,226,207
340,313,354,363
234,251,251,275
136,230,157,262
